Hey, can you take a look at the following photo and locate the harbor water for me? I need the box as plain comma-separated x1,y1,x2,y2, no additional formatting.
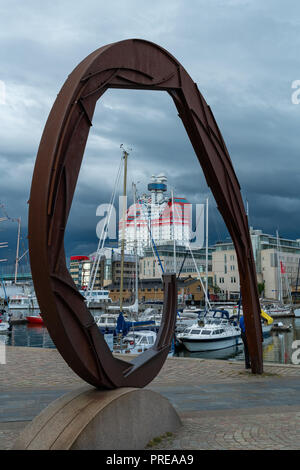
3,309,300,365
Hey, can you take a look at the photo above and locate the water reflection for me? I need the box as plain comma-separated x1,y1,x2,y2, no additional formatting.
7,324,55,349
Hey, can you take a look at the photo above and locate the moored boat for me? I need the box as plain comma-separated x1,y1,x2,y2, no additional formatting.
9,294,31,309
177,320,241,352
294,308,300,318
0,320,11,334
26,314,43,324
114,330,157,354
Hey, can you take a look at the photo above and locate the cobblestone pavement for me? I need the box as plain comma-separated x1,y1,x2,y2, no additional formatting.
150,409,300,450
1,346,300,450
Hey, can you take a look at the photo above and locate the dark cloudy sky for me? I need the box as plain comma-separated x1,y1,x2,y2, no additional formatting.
1,0,300,270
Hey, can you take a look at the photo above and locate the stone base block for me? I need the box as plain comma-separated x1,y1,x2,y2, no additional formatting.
13,386,182,450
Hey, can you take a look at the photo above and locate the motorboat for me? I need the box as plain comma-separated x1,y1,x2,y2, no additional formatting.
95,312,156,334
177,320,241,352
26,313,43,324
80,289,112,304
95,313,119,333
0,320,11,334
114,330,157,354
262,303,291,316
9,294,32,309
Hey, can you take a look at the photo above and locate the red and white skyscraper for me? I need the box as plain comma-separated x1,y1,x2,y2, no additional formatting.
119,174,191,255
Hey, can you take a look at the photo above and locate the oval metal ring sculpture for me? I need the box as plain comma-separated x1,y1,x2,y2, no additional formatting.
28,39,263,389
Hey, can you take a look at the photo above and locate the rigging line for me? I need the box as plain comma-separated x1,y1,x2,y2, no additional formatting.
90,158,122,286
137,194,164,277
177,250,188,280
139,199,164,277
187,242,212,311
86,155,123,298
210,200,223,244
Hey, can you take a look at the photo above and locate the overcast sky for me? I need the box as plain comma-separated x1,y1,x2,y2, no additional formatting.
1,0,300,268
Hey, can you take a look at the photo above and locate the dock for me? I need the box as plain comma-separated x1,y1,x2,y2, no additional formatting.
1,346,300,450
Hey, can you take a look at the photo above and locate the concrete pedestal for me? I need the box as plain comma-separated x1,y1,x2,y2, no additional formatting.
13,386,182,450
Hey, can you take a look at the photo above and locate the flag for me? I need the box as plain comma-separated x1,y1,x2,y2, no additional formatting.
280,261,286,274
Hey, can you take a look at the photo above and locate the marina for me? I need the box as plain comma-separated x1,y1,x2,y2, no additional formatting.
1,0,300,452
3,307,300,365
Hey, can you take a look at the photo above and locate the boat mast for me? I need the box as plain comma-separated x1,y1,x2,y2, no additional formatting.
205,198,209,310
14,217,21,284
295,258,300,301
276,230,283,304
171,189,176,274
132,181,139,316
86,155,123,305
119,145,129,312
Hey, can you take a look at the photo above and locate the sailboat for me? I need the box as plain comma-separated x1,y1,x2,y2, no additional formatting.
263,231,291,317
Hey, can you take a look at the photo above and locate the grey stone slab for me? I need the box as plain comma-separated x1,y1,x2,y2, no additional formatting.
0,389,68,422
150,378,300,412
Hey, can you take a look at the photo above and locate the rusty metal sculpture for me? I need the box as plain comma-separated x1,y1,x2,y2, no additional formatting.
28,39,263,389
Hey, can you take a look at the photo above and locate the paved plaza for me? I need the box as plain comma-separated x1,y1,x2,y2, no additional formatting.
1,346,300,450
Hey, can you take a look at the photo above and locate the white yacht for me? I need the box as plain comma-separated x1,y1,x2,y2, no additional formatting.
114,330,157,354
177,320,241,352
9,294,31,309
81,289,112,304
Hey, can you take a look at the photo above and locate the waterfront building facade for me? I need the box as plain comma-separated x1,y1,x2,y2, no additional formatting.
106,276,206,305
139,243,213,284
212,228,300,300
69,249,136,290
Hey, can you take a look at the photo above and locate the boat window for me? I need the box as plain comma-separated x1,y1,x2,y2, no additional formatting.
190,330,201,335
219,329,225,334
201,329,211,335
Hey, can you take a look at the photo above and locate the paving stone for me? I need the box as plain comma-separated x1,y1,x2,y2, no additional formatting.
1,347,300,450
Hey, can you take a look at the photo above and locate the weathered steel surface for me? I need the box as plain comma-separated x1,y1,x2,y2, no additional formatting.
28,39,263,389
